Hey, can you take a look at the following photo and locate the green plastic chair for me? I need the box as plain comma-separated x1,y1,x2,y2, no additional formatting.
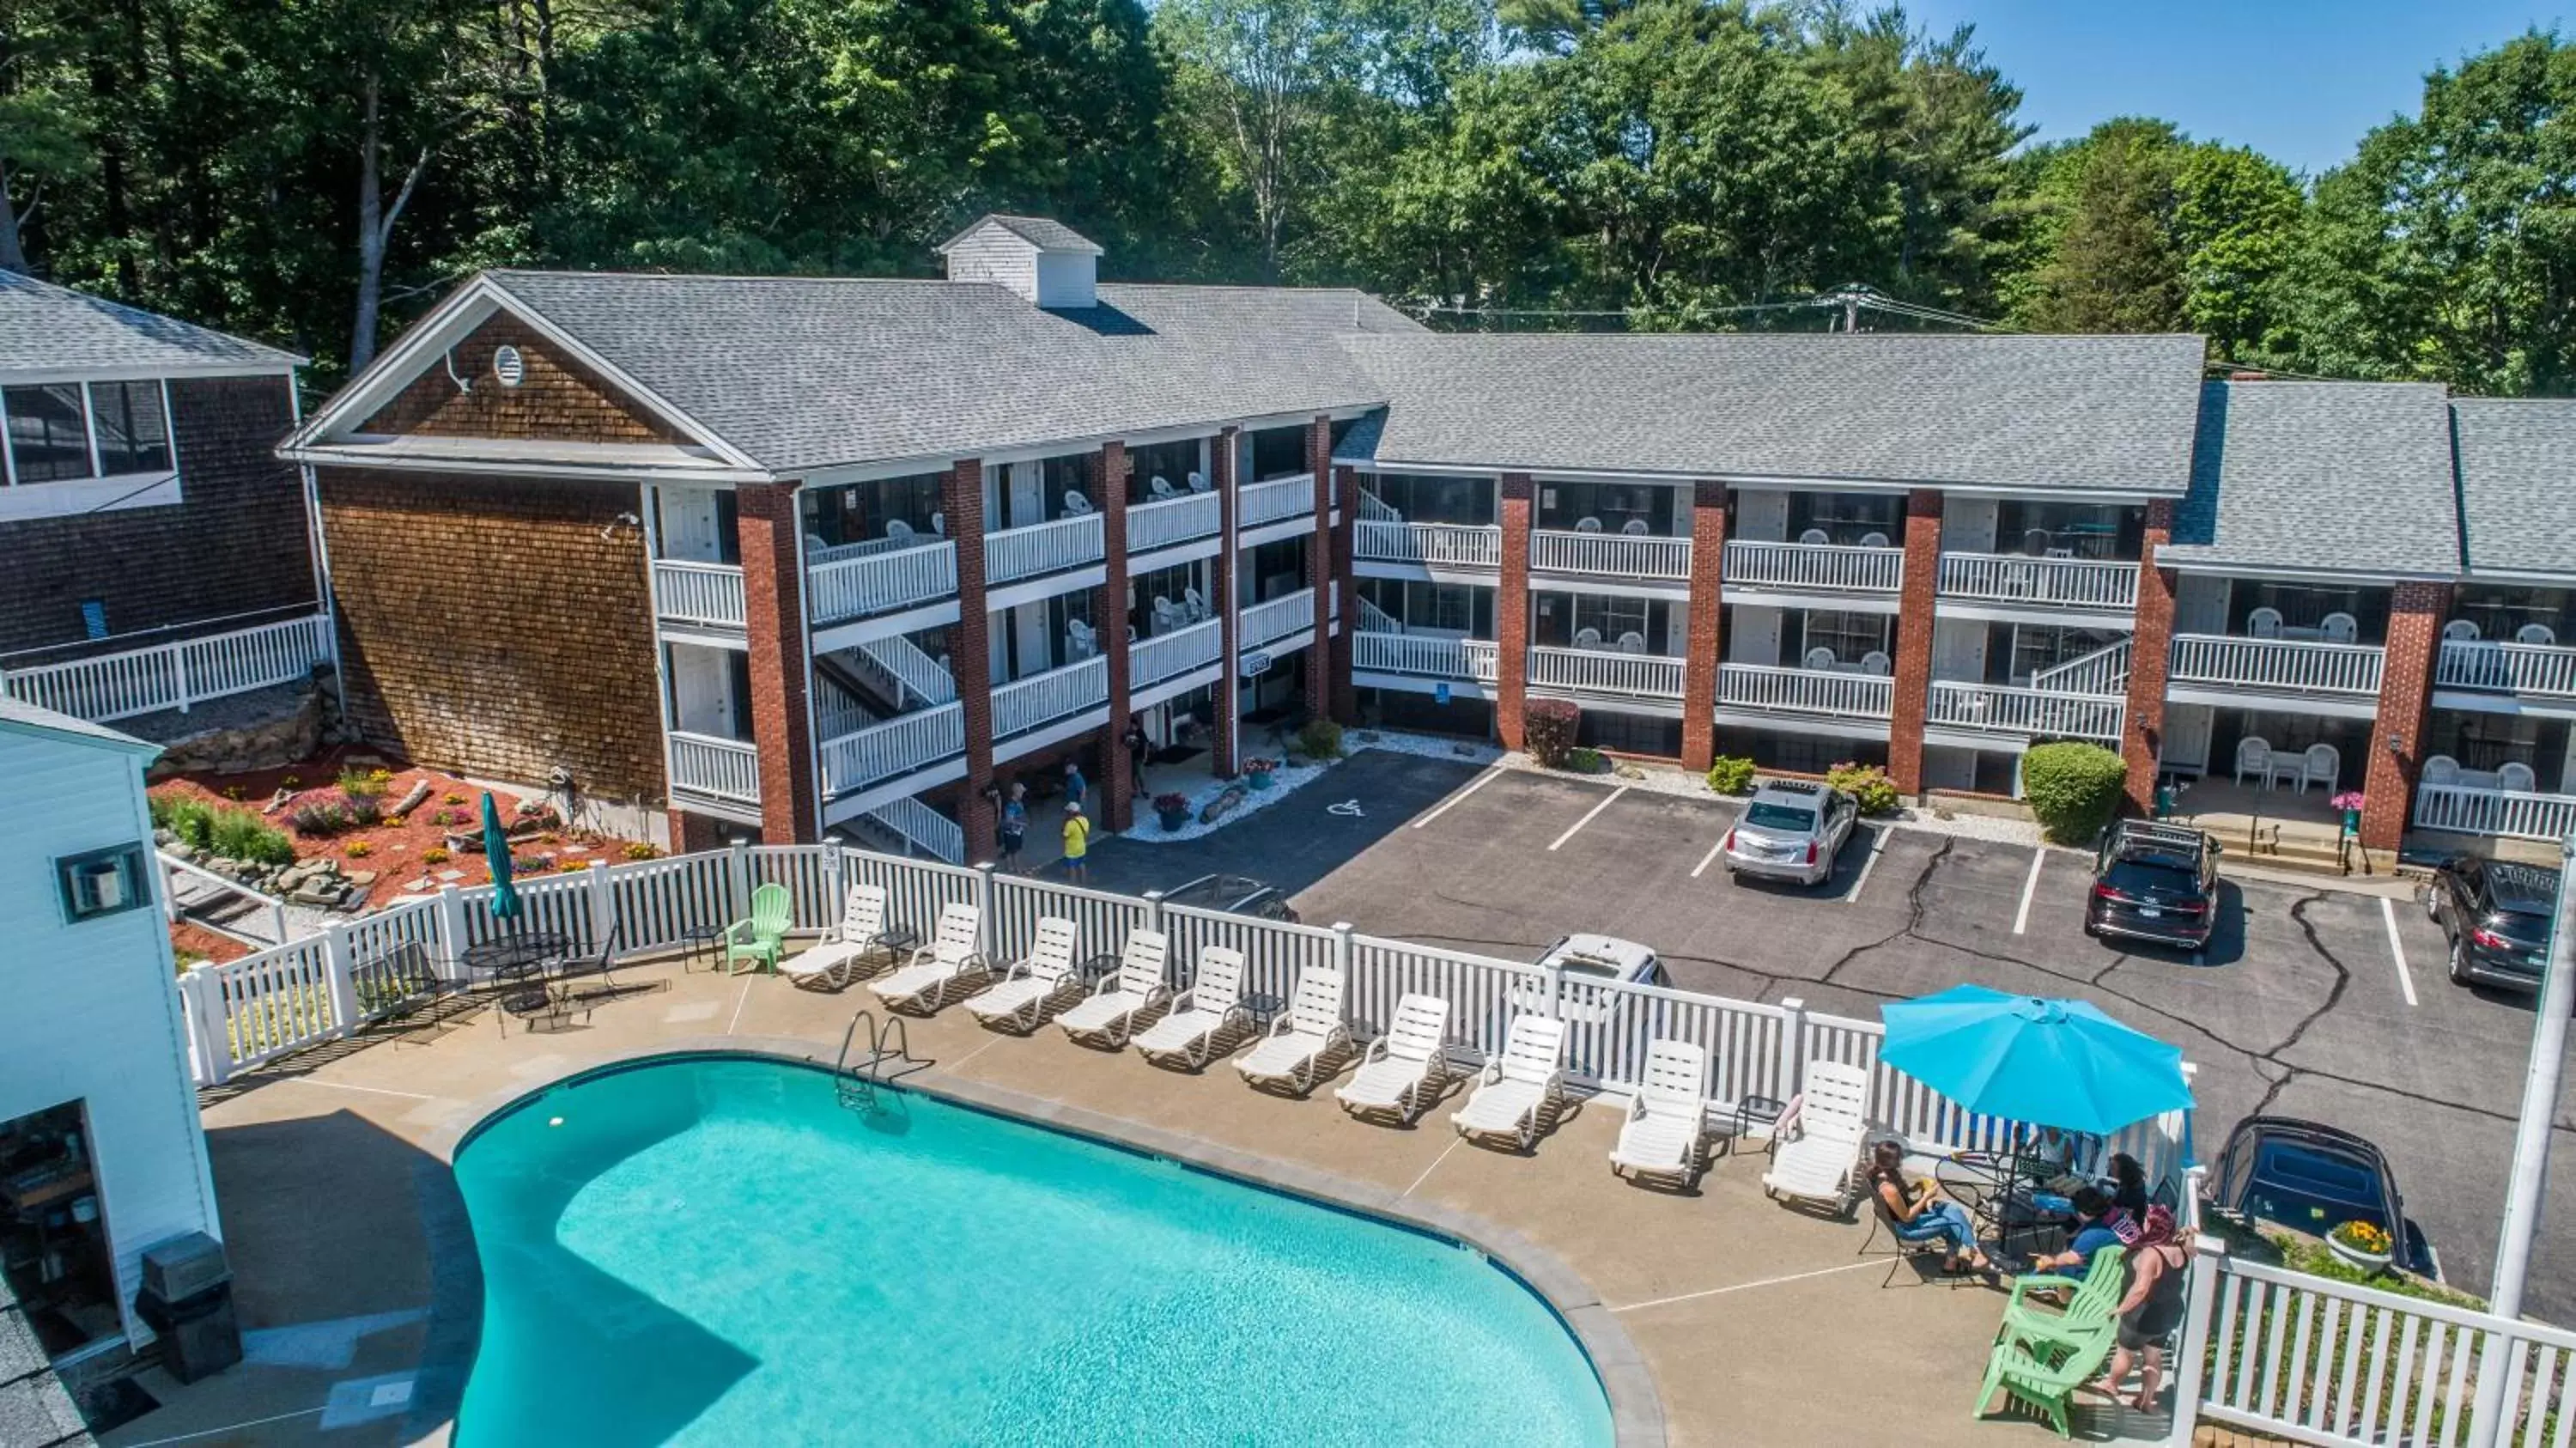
1996,1248,2127,1362
725,884,793,976
1975,1322,2114,1439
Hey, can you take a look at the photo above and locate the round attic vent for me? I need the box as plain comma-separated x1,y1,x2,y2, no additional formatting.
492,344,526,387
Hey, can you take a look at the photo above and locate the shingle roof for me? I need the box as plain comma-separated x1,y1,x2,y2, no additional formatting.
0,697,161,756
0,271,304,379
2450,399,2576,578
1338,332,2208,491
482,272,1419,474
2164,380,2461,576
939,215,1103,255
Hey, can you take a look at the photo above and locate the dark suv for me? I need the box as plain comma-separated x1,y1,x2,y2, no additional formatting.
2422,855,2559,992
2207,1116,2433,1275
2084,819,2221,949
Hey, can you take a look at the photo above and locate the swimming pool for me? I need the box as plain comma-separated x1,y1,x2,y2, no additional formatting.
451,1055,1615,1446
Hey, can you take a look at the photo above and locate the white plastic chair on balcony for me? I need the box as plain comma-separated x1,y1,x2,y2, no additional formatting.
1185,587,1209,622
2321,611,2359,644
1063,490,1094,516
1066,618,1097,660
1187,471,1210,493
1860,531,1891,548
2444,618,2482,641
930,512,946,537
2518,623,2558,646
1799,527,1830,545
1616,631,1646,654
1861,650,1893,676
1804,647,1838,672
1573,627,1602,649
1149,474,1178,500
2300,743,2340,795
1151,595,1177,633
1575,515,1603,533
1621,518,1650,536
2500,761,2539,794
2248,607,2283,639
2021,528,2052,556
886,518,916,545
2235,736,2273,787
2422,754,2461,786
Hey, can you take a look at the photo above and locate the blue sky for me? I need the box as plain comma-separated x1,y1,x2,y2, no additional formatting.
1897,1,2568,176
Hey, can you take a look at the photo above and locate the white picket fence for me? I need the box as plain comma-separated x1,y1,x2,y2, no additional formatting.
2,611,331,723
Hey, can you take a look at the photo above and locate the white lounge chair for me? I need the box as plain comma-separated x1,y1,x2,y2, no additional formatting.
964,916,1084,1033
1760,1059,1872,1215
1236,964,1352,1096
1056,929,1170,1048
1133,946,1252,1070
781,883,898,992
1609,1039,1712,1188
866,903,987,1013
1451,1014,1568,1152
1335,994,1453,1125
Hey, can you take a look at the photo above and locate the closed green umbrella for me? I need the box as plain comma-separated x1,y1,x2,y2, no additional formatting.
481,792,521,926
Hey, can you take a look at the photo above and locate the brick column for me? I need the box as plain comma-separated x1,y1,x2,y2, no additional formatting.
1327,465,1360,723
666,808,727,853
2121,499,2178,815
1885,488,1944,795
1212,428,1241,777
2361,580,2450,852
1496,473,1535,750
945,458,998,859
1305,416,1334,725
1096,441,1135,831
1680,481,1729,772
733,480,820,843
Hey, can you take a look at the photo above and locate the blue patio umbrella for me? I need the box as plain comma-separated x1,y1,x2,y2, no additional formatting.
480,792,521,925
1878,985,2192,1137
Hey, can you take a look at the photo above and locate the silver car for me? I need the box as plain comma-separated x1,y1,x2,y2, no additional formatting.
1721,781,1858,886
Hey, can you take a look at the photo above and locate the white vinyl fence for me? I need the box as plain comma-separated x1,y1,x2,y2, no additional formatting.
3,611,331,723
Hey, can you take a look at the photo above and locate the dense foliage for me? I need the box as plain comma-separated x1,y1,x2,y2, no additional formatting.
1523,697,1580,766
2021,740,2128,844
1824,760,1898,815
1705,754,1755,794
4,0,2571,393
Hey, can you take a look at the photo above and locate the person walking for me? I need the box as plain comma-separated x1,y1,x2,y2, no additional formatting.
996,782,1028,873
1123,719,1151,784
1063,757,1087,810
2093,1204,2189,1411
1060,801,1092,884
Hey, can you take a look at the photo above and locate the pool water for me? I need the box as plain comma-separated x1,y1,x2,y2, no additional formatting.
452,1056,1613,1447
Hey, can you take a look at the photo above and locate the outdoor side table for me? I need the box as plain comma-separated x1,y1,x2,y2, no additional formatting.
1725,1094,1786,1157
680,925,725,973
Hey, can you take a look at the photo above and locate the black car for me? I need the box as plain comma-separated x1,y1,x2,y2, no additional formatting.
2206,1116,2433,1275
2422,855,2560,992
2084,819,2221,948
1164,873,1300,922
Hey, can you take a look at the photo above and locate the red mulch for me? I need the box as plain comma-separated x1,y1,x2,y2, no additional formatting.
171,921,252,967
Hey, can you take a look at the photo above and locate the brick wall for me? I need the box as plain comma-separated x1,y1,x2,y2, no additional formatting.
1680,481,1729,771
945,459,998,857
1496,473,1534,750
361,316,682,444
1305,417,1334,721
1327,465,1359,724
1885,488,1945,794
0,375,313,656
317,469,664,804
736,481,817,843
2122,499,2178,813
1095,441,1135,830
1212,428,1241,777
2363,579,2451,851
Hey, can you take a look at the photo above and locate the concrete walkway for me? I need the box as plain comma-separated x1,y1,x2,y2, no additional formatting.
126,951,2175,1447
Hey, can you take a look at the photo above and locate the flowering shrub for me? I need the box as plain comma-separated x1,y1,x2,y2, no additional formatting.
621,842,659,861
1524,698,1580,767
423,847,451,865
1152,792,1188,812
344,840,374,858
1826,761,1901,816
2330,790,2366,812
2331,1220,2393,1257
1242,756,1279,775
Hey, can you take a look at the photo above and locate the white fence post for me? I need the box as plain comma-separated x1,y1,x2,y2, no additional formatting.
728,838,752,921
973,861,998,960
1777,995,1808,1101
1141,889,1164,938
1330,921,1356,1029
586,860,617,946
434,885,469,980
179,967,229,1086
825,847,848,916
2163,1232,2227,1448
169,640,191,715
321,921,359,1035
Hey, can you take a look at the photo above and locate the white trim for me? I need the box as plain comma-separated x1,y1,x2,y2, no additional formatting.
0,363,298,385
1931,598,2139,630
1710,708,1893,742
820,756,970,825
2160,557,2451,586
1236,516,1319,551
1718,585,1905,616
1358,456,2177,501
0,470,182,520
1356,670,1494,701
807,598,963,657
2163,682,2383,720
1527,575,1692,604
991,705,1114,767
282,441,767,486
985,562,1108,615
2428,689,2576,721
1126,534,1224,575
1130,661,1224,714
77,381,102,476
2458,566,2576,586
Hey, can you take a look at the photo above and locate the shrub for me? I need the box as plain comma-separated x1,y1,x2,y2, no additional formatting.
209,808,294,866
1524,698,1580,766
162,797,218,850
1297,716,1345,761
343,795,383,828
289,801,352,836
1705,755,1756,795
442,792,465,806
2022,740,2128,844
1564,746,1607,774
423,847,451,865
337,767,390,800
344,840,374,858
1826,761,1901,816
621,841,659,861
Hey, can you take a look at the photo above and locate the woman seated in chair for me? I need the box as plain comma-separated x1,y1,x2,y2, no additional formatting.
2105,1152,2151,1218
1868,1140,1994,1275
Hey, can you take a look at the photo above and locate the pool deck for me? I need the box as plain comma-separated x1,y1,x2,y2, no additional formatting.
124,950,2177,1447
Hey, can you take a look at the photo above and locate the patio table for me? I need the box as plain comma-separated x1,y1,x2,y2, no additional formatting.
1935,1151,2078,1253
461,931,572,988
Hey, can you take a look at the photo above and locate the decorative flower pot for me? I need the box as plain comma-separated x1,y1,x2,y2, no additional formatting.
1247,770,1274,791
2327,1234,2393,1274
2342,807,2362,834
1157,807,1188,832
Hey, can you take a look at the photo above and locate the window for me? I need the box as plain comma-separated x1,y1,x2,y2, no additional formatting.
90,380,172,475
57,843,150,923
3,384,93,483
1801,610,1889,665
3,380,176,486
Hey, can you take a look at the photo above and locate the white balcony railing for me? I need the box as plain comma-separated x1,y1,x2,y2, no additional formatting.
809,540,957,625
855,635,957,707
1353,630,1498,682
1528,646,1686,700
2029,639,2133,697
993,655,1110,739
1722,539,1904,593
2413,783,2576,843
1530,529,1692,581
653,560,747,630
1717,663,1893,719
1126,490,1222,553
666,732,762,805
2435,639,2576,699
1239,588,1317,652
1355,519,1503,569
2168,634,2385,696
986,512,1105,586
1130,618,1224,690
818,702,965,796
867,795,966,865
1927,683,2123,742
1238,472,1317,529
0,611,332,724
1936,552,2140,611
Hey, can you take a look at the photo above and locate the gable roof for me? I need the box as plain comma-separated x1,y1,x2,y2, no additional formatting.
0,271,304,380
2164,380,2462,577
937,215,1103,256
2450,399,2576,579
0,697,162,758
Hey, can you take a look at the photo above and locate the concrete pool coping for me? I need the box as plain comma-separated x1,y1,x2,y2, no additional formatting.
417,1032,1667,1448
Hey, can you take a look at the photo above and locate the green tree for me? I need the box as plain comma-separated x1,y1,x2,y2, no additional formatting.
2172,142,2304,362
2013,117,2186,334
0,1,91,273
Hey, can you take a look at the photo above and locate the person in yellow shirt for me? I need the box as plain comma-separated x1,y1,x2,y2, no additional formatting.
1060,801,1091,883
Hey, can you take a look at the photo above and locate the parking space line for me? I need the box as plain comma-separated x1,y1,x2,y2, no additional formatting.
2013,847,2044,934
1411,765,1504,830
1844,829,1889,905
1690,836,1729,879
1547,786,1629,852
2380,897,2419,1007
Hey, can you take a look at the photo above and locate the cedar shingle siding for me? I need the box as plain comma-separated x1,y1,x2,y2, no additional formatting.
0,375,313,655
318,469,665,805
358,315,683,444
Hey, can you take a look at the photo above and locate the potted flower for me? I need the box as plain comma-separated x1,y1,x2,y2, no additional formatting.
2330,790,2366,836
2327,1219,2395,1273
1153,791,1190,832
1243,756,1279,790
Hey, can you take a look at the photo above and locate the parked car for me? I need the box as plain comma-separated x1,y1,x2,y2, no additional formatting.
2421,855,2560,992
2084,819,2221,949
1163,873,1299,922
1507,934,1666,1027
1720,781,1858,887
2206,1116,2434,1275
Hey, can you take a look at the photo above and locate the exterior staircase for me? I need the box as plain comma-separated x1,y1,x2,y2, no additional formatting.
2030,638,2131,697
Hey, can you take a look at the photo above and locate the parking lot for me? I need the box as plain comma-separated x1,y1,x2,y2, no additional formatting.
1086,748,2576,1322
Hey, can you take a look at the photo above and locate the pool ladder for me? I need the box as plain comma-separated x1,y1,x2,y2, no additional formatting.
834,1009,913,1110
